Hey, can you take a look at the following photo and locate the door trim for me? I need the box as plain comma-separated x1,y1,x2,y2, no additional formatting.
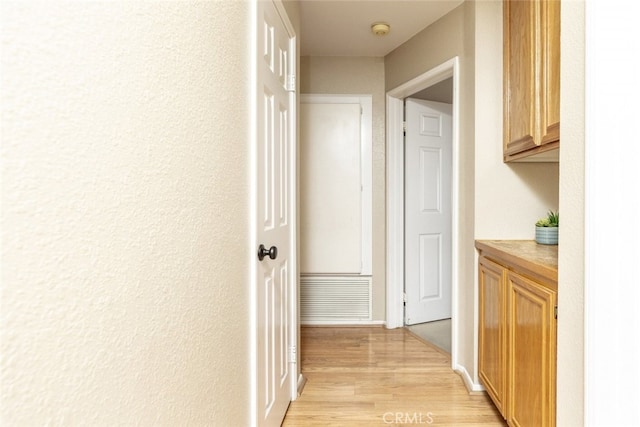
385,57,460,370
275,0,301,404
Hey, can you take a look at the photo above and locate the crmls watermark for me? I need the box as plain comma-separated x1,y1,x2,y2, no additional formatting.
382,412,434,424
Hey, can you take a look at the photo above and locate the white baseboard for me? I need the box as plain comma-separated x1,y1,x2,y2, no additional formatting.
301,320,386,326
454,364,485,394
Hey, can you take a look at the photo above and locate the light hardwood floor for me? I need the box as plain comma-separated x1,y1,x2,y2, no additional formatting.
282,327,506,427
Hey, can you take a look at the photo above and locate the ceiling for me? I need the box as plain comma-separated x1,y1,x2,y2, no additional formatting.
298,0,464,57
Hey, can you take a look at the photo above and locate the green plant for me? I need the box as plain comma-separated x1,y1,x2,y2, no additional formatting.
535,210,559,227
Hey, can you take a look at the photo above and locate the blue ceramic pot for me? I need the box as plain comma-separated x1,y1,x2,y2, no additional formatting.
535,226,558,245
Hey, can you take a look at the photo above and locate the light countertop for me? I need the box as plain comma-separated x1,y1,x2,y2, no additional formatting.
475,240,558,285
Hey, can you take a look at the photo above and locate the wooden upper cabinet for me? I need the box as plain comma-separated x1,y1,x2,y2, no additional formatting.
503,0,560,162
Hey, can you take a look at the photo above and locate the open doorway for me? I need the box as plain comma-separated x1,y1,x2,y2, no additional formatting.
386,57,460,366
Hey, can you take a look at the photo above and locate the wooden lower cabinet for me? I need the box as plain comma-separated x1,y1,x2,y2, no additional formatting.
478,251,557,427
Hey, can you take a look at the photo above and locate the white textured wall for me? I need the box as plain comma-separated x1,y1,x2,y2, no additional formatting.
557,0,585,424
1,2,251,424
583,1,640,424
300,56,386,321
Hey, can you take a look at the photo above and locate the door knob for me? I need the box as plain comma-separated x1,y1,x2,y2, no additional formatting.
257,244,278,261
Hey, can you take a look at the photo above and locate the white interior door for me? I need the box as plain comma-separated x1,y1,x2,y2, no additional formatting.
256,1,295,425
404,98,452,325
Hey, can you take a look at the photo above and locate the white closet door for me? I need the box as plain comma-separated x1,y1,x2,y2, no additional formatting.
300,98,368,274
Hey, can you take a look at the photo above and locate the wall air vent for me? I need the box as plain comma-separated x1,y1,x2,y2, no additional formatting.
300,275,372,324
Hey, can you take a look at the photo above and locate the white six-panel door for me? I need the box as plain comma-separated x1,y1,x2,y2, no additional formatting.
255,1,295,425
404,98,452,325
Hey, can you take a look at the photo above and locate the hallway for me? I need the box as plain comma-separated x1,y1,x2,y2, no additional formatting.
283,327,506,426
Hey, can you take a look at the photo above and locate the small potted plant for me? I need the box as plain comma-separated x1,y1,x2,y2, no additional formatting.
535,210,559,245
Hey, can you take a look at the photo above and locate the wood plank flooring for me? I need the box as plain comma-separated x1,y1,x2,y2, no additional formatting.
283,327,506,426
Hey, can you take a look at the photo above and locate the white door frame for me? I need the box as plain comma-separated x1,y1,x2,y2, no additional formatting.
385,57,460,369
250,1,299,425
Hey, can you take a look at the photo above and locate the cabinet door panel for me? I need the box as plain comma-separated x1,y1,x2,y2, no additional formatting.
540,0,560,145
503,0,538,155
507,271,557,427
478,258,507,417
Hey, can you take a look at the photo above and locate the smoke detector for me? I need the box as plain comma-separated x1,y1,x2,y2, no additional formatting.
371,22,390,36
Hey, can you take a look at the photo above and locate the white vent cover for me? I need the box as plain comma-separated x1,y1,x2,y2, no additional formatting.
300,276,372,323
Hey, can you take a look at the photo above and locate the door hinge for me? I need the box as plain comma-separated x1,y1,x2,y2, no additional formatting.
403,292,407,305
554,305,558,319
286,74,296,92
402,121,407,132
288,345,297,364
